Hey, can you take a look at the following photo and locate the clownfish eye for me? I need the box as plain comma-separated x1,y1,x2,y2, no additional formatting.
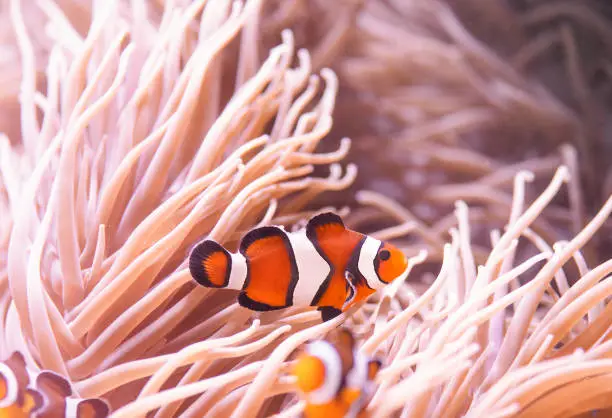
378,249,391,261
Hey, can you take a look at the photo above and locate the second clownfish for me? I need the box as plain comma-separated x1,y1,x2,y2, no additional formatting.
292,328,381,418
189,212,408,321
0,352,109,418
0,352,41,418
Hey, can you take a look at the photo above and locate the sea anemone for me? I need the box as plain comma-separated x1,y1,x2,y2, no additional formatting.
0,0,610,417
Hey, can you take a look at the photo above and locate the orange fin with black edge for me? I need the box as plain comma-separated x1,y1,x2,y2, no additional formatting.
305,212,346,239
189,240,232,288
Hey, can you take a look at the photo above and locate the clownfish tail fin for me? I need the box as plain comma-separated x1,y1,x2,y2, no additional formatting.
189,240,232,288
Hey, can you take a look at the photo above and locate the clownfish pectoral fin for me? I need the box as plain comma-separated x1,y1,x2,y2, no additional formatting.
240,225,291,254
237,292,287,312
189,240,232,288
318,306,342,322
367,359,382,380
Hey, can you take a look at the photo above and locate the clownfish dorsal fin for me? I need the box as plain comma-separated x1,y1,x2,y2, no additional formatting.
36,370,73,397
239,225,287,255
6,352,25,369
306,212,346,238
189,240,232,288
0,351,30,408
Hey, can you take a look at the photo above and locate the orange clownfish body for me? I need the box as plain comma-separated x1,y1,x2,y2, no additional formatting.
292,329,381,418
0,352,42,418
189,212,409,321
0,351,109,418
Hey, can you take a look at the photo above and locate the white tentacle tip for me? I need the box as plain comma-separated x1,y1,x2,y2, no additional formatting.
281,28,295,45
414,249,428,263
516,170,535,183
556,165,570,182
454,200,468,212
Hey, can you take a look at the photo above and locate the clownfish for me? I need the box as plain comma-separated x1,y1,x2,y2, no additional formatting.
0,352,42,418
0,351,109,418
292,329,381,418
33,370,110,418
189,212,409,321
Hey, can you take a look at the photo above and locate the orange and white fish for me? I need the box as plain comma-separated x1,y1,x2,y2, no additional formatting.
292,329,381,418
33,371,110,417
189,212,409,321
0,351,109,418
0,352,42,418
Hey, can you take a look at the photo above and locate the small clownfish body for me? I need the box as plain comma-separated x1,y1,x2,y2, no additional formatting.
292,329,381,418
189,212,409,321
0,352,42,418
34,371,110,418
0,351,110,418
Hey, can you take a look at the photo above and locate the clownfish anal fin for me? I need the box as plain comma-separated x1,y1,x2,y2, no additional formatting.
306,212,345,236
318,306,342,322
189,240,232,288
238,292,287,312
367,359,382,380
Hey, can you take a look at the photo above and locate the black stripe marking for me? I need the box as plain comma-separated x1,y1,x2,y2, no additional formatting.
371,241,387,284
237,292,287,312
239,225,299,307
36,371,73,397
345,236,371,290
189,240,232,288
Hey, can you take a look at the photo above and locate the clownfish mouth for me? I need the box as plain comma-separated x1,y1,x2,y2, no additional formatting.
390,266,410,285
